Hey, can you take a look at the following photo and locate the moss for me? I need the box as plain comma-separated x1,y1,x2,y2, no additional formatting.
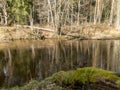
4,80,40,90
116,80,120,88
75,67,120,83
2,67,120,90
8,86,20,90
52,67,120,89
6,79,63,90
52,70,75,86
52,71,66,85
20,80,40,90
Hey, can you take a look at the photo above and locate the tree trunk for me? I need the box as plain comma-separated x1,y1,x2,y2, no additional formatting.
29,10,34,30
109,0,115,25
94,0,103,24
47,0,54,25
77,0,81,25
94,0,97,24
2,0,7,25
116,0,120,29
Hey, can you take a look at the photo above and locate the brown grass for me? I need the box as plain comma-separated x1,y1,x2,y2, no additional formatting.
62,23,120,39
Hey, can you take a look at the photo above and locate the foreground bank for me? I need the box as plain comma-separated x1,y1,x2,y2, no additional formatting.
2,67,120,90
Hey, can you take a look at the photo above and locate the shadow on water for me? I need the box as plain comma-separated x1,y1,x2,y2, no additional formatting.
0,40,120,88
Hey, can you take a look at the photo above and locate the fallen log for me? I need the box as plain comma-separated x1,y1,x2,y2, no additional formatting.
17,25,55,32
66,33,88,39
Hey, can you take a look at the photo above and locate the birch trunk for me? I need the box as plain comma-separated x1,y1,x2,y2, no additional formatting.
109,0,115,25
116,0,120,29
2,0,7,25
77,0,81,25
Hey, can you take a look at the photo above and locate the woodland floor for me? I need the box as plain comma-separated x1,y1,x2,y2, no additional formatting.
0,24,120,42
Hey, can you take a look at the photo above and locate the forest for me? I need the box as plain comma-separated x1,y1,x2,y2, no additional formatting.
0,0,120,35
1,0,120,90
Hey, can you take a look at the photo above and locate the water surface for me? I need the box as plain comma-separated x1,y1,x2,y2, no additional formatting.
0,40,120,88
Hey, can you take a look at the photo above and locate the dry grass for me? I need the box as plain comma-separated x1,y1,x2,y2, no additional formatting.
62,23,120,39
0,24,120,41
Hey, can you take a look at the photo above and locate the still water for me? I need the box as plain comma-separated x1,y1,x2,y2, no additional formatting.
0,40,120,88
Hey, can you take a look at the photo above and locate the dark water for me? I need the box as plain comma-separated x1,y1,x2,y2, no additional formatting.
0,40,120,88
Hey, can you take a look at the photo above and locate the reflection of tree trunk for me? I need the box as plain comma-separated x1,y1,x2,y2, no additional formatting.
55,40,66,70
92,43,97,67
7,49,13,86
112,41,120,72
70,42,73,68
8,49,12,67
51,45,56,72
107,42,110,70
55,43,59,64
55,41,61,70
31,45,35,59
76,41,79,63
49,47,53,73
100,50,103,68
3,49,13,87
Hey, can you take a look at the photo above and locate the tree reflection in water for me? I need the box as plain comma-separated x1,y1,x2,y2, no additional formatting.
0,40,120,88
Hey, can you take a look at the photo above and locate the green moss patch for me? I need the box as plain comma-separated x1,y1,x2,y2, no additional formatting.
3,67,120,90
52,67,120,89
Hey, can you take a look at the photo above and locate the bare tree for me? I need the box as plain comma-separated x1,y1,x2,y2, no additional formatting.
109,0,115,25
1,0,7,25
116,0,120,29
94,0,104,24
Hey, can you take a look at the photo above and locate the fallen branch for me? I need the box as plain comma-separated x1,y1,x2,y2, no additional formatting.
21,28,44,39
17,25,55,32
66,33,88,39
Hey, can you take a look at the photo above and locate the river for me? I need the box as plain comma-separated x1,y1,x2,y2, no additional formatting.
0,39,120,88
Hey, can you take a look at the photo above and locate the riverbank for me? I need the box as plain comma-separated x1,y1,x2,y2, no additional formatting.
0,24,120,42
1,67,120,90
62,24,120,40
